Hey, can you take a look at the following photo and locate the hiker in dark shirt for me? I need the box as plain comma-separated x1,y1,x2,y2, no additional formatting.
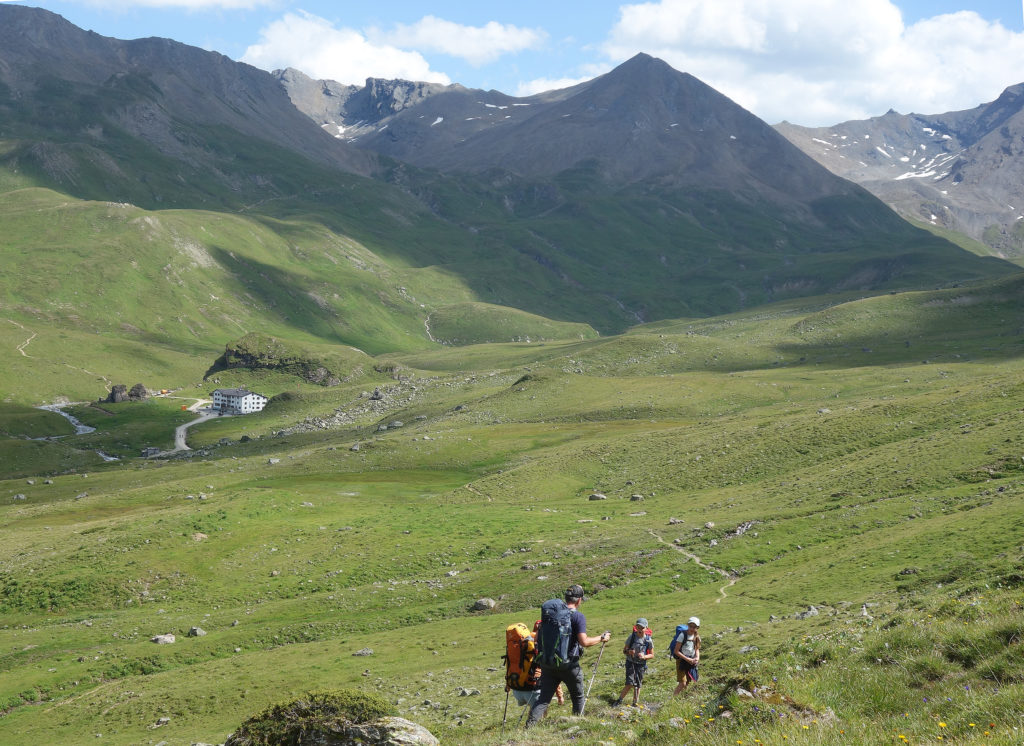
525,584,611,727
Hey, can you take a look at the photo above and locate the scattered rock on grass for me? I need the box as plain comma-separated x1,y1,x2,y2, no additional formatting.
795,606,819,619
473,598,496,611
353,648,374,656
151,634,175,644
588,493,608,501
188,627,206,637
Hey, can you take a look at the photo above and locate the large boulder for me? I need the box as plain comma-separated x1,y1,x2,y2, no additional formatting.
224,690,438,746
336,717,438,745
105,383,148,403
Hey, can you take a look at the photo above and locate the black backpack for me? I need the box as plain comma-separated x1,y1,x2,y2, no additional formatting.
535,598,575,670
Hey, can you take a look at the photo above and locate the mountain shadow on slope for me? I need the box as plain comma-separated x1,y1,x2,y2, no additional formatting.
0,7,1017,341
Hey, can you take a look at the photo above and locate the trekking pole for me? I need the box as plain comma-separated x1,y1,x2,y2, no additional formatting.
580,638,608,716
500,690,510,736
516,690,538,729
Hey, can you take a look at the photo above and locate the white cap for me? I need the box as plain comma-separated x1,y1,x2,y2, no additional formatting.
688,616,700,627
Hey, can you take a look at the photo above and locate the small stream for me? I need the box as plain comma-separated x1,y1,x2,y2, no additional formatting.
36,403,96,434
35,403,121,461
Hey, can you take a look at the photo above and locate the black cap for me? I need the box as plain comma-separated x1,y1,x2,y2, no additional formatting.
565,584,585,601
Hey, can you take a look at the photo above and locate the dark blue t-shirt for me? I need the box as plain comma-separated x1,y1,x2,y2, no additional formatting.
569,609,586,659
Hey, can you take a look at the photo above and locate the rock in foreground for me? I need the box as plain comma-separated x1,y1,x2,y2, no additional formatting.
226,687,438,744
225,689,438,745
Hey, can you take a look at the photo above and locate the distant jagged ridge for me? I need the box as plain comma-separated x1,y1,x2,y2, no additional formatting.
776,83,1024,258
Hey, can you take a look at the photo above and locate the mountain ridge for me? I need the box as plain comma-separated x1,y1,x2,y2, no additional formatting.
0,6,1016,376
776,82,1024,260
0,4,376,183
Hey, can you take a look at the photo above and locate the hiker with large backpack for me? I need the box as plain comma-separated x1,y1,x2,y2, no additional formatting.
525,584,611,727
500,621,542,733
671,616,702,695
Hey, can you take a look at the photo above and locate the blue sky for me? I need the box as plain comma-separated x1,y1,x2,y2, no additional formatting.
4,1,1024,125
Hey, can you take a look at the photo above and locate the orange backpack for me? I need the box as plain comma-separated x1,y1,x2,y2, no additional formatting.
503,622,542,691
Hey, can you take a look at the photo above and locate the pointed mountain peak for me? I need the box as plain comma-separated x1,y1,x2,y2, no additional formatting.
602,53,690,82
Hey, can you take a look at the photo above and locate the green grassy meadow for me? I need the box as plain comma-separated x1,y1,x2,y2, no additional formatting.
2,277,1024,745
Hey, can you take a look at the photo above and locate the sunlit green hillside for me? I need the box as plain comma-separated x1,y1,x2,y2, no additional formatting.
2,283,1023,744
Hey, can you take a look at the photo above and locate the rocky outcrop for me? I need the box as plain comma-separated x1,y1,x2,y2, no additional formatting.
105,383,148,403
209,334,344,386
276,67,454,143
224,690,437,746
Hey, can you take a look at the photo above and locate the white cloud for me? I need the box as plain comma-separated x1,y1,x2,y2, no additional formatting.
241,12,451,85
604,0,1024,125
515,62,612,97
515,75,596,97
371,16,545,66
76,0,274,7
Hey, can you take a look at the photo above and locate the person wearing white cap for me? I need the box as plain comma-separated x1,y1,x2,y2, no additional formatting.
672,616,701,695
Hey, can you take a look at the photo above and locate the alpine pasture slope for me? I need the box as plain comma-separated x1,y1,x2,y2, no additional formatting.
0,6,1023,744
2,281,1024,745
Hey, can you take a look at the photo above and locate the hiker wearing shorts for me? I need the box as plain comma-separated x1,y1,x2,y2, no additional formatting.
615,617,653,707
673,616,701,695
525,584,611,727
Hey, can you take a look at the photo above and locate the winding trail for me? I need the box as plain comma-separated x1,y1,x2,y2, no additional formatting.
463,483,491,501
648,529,737,604
9,319,36,357
159,397,216,453
8,319,112,385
